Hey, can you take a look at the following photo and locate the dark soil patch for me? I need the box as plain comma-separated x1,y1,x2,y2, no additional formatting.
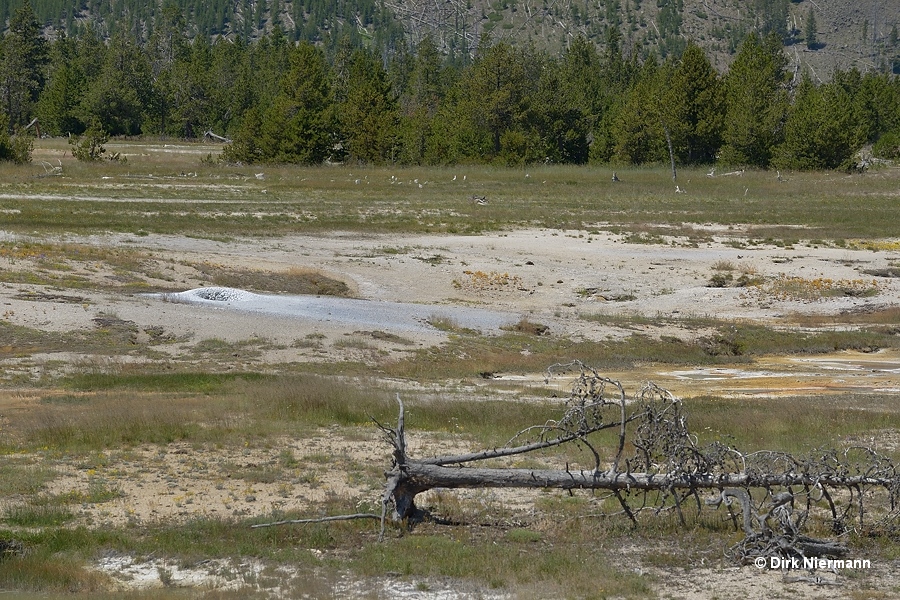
862,267,900,278
13,292,86,304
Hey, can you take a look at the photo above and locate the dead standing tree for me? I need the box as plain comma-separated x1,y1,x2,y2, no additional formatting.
259,361,900,564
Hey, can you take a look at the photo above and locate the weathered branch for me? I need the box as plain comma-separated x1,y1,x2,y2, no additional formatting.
421,419,631,466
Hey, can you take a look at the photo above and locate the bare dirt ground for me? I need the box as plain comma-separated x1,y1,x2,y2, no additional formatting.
2,226,900,598
3,226,899,394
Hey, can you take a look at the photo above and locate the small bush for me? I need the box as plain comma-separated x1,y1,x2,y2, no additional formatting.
708,273,733,288
69,128,110,162
873,131,900,160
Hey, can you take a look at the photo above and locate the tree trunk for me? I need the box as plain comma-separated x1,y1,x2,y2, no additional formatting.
388,462,894,520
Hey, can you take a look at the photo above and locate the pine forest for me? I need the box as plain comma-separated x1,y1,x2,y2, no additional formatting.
1,0,899,167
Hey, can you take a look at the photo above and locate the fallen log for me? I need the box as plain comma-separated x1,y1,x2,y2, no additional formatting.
388,463,897,501
258,362,900,564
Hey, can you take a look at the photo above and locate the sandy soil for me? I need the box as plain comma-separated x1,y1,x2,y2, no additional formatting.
2,227,899,394
2,226,900,598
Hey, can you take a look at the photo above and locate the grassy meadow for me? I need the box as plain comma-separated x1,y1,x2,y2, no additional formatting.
1,140,900,598
2,138,897,241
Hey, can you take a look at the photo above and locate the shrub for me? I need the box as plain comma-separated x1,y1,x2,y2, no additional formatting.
708,273,733,288
873,130,900,160
0,113,33,164
69,128,110,162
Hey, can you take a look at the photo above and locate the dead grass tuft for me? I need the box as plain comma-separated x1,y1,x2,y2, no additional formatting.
763,275,880,301
712,259,735,271
503,318,550,336
193,263,352,297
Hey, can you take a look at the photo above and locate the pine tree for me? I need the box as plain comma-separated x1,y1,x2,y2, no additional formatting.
612,57,668,165
666,41,723,164
74,26,105,83
265,42,334,163
559,35,604,160
338,48,399,164
36,33,87,136
79,34,158,136
248,29,291,112
0,1,47,132
590,27,636,163
208,37,254,136
532,67,590,164
773,74,857,170
851,71,899,146
755,0,789,42
805,8,818,50
457,43,535,161
719,33,788,167
148,5,189,75
163,37,214,138
222,107,264,163
532,44,599,165
395,36,448,164
223,42,333,164
0,112,34,163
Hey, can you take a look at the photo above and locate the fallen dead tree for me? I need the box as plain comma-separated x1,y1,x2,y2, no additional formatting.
203,130,232,143
257,362,900,564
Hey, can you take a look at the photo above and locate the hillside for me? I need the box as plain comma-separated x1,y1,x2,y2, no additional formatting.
2,0,899,75
389,0,899,78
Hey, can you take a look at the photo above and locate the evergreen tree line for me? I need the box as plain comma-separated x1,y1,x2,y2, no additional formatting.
0,0,406,48
2,1,899,168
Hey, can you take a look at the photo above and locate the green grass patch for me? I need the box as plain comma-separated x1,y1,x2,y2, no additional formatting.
4,504,75,527
2,480,121,527
763,275,882,301
2,374,396,452
4,393,211,452
0,513,655,597
0,553,110,594
60,371,266,393
0,320,178,359
10,365,900,460
694,322,897,356
351,530,652,597
686,394,900,454
0,526,131,593
790,306,900,328
0,463,56,496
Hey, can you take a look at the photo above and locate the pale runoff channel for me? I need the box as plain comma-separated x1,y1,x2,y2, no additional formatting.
147,287,520,334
